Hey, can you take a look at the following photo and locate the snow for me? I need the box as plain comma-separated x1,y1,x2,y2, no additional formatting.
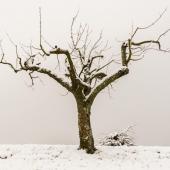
0,145,170,170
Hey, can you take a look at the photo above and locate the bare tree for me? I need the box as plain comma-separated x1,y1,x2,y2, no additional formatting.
0,9,169,153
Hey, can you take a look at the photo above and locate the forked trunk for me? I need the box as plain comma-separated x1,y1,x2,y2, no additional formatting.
77,102,96,154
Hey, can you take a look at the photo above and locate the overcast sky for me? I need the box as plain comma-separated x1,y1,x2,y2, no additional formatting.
0,0,170,146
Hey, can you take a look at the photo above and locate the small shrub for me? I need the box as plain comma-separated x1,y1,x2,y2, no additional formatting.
99,126,134,146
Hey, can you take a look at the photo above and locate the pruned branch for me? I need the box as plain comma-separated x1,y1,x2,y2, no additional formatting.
121,12,170,67
0,39,72,92
131,40,161,49
50,47,77,86
24,65,72,91
1,56,72,92
121,42,127,66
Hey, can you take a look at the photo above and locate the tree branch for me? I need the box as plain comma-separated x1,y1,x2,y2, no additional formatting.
24,65,72,92
86,67,129,104
0,45,72,92
50,47,77,87
131,9,167,39
131,40,161,49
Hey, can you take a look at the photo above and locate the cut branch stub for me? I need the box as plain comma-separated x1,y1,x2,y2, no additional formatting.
121,42,128,66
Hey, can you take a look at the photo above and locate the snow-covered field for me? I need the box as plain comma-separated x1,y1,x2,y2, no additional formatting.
0,145,170,170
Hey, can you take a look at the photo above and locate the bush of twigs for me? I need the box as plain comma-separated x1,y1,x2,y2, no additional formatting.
99,126,134,146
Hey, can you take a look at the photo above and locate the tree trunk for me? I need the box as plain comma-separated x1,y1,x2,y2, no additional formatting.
77,102,96,154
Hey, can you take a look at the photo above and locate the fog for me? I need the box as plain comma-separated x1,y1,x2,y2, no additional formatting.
0,0,170,145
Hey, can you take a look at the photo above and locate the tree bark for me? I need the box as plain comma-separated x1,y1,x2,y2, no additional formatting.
77,101,96,154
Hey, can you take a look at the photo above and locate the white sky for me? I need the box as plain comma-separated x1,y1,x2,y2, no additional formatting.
0,0,170,145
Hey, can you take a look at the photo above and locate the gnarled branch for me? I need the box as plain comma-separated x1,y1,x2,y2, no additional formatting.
86,67,129,104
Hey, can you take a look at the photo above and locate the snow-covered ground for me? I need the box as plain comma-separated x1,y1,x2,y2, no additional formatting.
0,145,170,170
